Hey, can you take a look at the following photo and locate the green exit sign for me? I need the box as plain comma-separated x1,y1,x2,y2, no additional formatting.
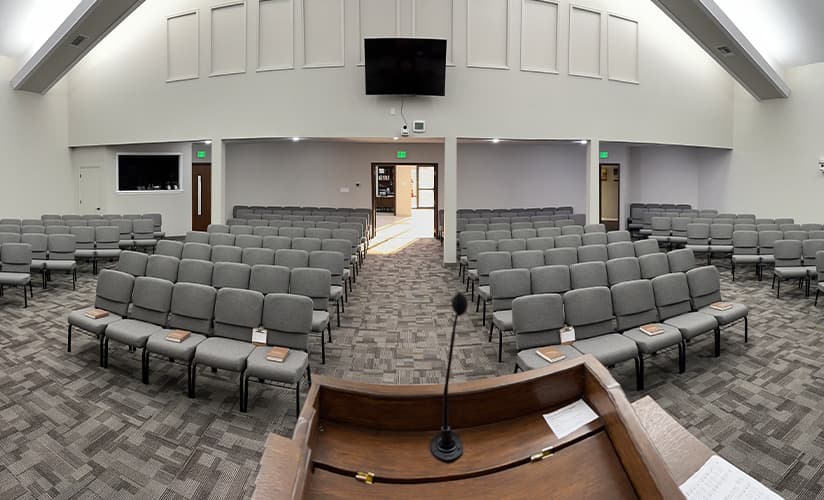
599,151,609,159
197,151,207,159
397,150,407,159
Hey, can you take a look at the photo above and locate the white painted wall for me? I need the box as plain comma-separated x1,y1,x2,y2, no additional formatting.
456,142,586,210
0,56,73,218
626,146,704,208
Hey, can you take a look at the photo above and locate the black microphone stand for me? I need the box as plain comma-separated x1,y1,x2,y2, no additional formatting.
431,294,466,462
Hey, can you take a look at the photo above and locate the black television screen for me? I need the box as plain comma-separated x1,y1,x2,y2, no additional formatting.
365,38,446,96
117,154,181,191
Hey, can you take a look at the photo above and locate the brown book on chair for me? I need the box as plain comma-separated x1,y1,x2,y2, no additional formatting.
266,347,290,362
709,302,733,311
639,324,665,336
165,330,191,343
84,309,109,320
536,346,566,363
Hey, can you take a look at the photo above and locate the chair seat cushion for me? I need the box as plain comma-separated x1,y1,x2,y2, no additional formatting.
154,232,166,239
698,303,748,326
669,236,687,244
804,266,817,276
44,260,76,271
68,307,123,335
478,285,490,301
650,235,670,242
573,334,638,366
105,319,163,347
119,240,134,248
709,245,733,252
342,268,351,280
467,269,478,281
134,239,157,247
685,245,709,252
664,312,717,340
732,255,760,264
146,330,207,360
760,255,775,264
312,310,329,332
516,345,581,371
774,267,807,279
0,272,31,285
246,346,308,384
96,249,122,258
31,259,47,270
622,324,683,354
460,256,468,265
194,337,254,371
76,249,96,258
639,229,652,235
330,286,343,301
492,310,513,332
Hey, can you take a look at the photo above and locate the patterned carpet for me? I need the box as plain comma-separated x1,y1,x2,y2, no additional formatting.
0,240,821,498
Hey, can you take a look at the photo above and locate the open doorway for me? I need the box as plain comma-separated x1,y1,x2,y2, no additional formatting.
599,164,620,231
371,162,439,252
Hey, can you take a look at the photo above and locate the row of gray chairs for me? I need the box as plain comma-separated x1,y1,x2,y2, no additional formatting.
0,220,159,252
458,220,596,233
0,243,35,307
20,213,165,238
505,266,747,390
730,231,824,283
232,206,372,237
68,271,315,413
0,234,78,290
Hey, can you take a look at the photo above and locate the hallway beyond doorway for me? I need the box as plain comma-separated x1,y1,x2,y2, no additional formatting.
370,208,435,254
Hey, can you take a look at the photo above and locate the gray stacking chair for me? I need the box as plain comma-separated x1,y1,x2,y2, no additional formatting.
476,252,512,325
512,229,537,240
193,288,264,412
22,225,45,234
317,221,338,231
132,220,157,252
253,226,277,237
249,264,291,295
45,234,77,290
607,241,635,260
309,250,345,326
465,240,498,296
71,226,96,269
242,247,276,267
155,240,184,260
243,293,314,414
270,220,293,228
554,234,582,248
497,239,526,253
464,224,487,232
669,218,690,246
667,248,697,274
577,244,608,263
537,227,562,238
772,240,805,298
235,234,263,249
708,224,733,265
0,243,33,307
633,239,660,257
67,269,134,354
489,268,531,362
118,250,149,277
181,242,211,261
211,245,243,264
146,255,180,282
612,279,685,388
94,226,122,272
757,223,779,232
185,231,210,244
531,265,571,295
606,230,631,243
544,247,578,266
563,287,641,389
649,217,671,246
606,257,641,286
459,230,486,278
46,225,70,236
686,266,749,345
652,273,720,356
0,224,21,233
22,233,48,284
113,220,133,249
262,235,293,252
144,213,164,239
512,294,580,373
177,259,214,285
209,232,236,247
279,227,305,239
292,237,322,253
322,238,354,292
275,248,309,269
809,230,824,240
511,222,532,230
685,223,710,261
22,219,41,226
306,228,332,240
532,221,554,230
102,276,173,374
561,225,584,236
731,231,759,281
584,224,606,234
290,267,332,364
487,223,510,232
212,262,251,289
230,225,254,236
145,282,216,395
780,224,802,233
815,251,824,306
248,219,269,228
757,230,782,280
569,261,608,289
802,240,824,294
784,230,807,241
639,253,670,280
526,237,554,251
581,232,608,246
0,219,21,226
207,224,230,234
511,250,544,271
485,230,512,242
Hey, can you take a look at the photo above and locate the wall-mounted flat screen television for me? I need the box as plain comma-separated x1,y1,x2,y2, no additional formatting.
117,154,181,192
365,38,447,96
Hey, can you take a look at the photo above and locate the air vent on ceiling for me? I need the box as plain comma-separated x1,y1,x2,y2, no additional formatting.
70,34,88,47
715,45,735,57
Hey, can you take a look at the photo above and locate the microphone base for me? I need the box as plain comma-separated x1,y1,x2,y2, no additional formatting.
430,430,463,463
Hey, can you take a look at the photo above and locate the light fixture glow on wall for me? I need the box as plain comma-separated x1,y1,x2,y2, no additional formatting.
393,136,399,141
491,138,501,144
576,140,588,145
292,137,301,142
203,140,212,145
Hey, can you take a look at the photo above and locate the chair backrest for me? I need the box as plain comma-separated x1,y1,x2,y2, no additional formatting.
667,248,696,273
21,233,47,259
685,266,722,310
70,226,95,248
213,288,264,341
270,220,292,228
292,237,322,253
181,242,212,261
633,239,660,257
497,239,526,253
478,252,512,286
155,240,184,259
211,261,251,289
249,264,291,294
686,223,710,244
757,230,782,255
606,257,641,286
537,227,562,238
732,230,758,255
530,265,571,294
670,218,690,235
544,247,578,266
235,234,263,249
511,228,537,240
803,239,824,263
185,231,210,244
261,293,313,350
289,267,331,310
177,259,214,285
210,245,243,264
487,223,510,232
490,268,531,312
317,221,339,231
46,225,70,235
485,230,512,242
577,244,608,263
651,273,693,321
261,235,292,252
320,238,353,265
46,234,76,260
128,276,173,326
734,224,756,232
569,261,608,289
783,230,807,241
651,217,671,235
554,234,581,248
279,227,306,239
563,287,615,340
0,219,20,226
774,218,794,225
817,250,824,281
809,230,824,240
513,293,565,350
275,248,310,269
0,243,32,273
132,219,154,239
253,226,277,237
248,219,269,228
581,232,608,246
709,224,733,244
309,250,344,287
639,252,670,279
207,224,230,234
584,224,606,234
611,279,658,332
561,225,584,236
780,223,801,232
209,232,236,246
802,223,823,231
144,213,163,231
242,247,276,267
526,237,554,251
606,230,631,243
94,269,135,316
774,240,802,266
305,228,333,240
510,250,544,270
168,282,217,335
22,225,45,234
607,241,635,260
467,240,498,269
146,255,180,282
0,233,21,245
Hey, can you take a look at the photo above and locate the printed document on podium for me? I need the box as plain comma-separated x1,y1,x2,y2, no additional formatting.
680,455,783,500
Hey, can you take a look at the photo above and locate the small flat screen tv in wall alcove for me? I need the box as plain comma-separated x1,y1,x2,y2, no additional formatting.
116,153,182,192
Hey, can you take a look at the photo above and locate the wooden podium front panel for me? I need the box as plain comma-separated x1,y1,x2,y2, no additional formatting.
305,432,637,500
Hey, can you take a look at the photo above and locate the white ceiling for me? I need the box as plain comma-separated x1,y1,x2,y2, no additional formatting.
0,0,81,59
713,0,824,69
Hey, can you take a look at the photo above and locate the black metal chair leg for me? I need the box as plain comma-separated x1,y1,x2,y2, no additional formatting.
187,361,194,398
678,341,686,373
336,301,341,327
240,371,247,413
142,348,149,384
635,355,644,391
498,329,503,363
67,325,72,352
295,380,301,417
190,363,197,398
714,327,721,357
744,316,748,343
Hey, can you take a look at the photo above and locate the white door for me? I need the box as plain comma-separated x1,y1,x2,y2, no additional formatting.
78,167,103,214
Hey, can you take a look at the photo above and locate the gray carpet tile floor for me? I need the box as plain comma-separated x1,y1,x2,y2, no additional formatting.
0,240,821,498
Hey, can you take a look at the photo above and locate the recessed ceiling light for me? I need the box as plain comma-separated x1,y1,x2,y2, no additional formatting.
575,140,588,145
203,140,212,145
491,138,501,144
292,137,301,142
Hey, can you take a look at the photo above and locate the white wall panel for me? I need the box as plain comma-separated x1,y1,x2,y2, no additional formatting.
166,10,199,82
520,0,558,73
210,2,246,76
358,0,400,64
467,0,509,69
412,0,454,65
302,0,344,67
569,5,601,78
258,0,293,71
607,13,638,83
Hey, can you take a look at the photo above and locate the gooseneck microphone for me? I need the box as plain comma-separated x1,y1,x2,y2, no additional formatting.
431,293,468,462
